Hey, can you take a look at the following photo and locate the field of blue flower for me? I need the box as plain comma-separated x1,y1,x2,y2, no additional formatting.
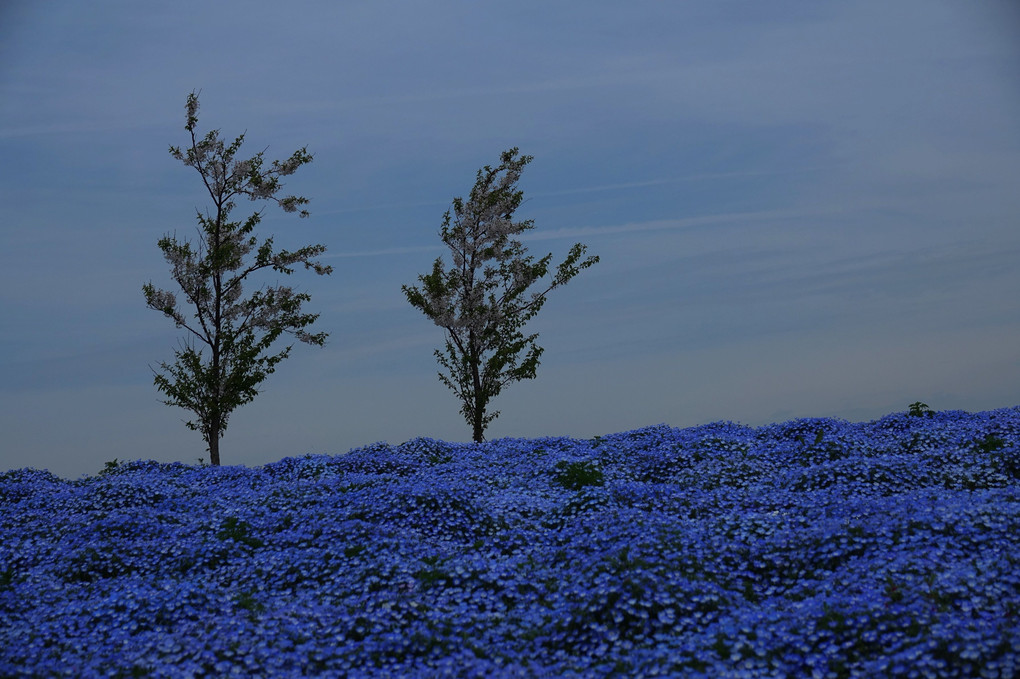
2,407,1019,677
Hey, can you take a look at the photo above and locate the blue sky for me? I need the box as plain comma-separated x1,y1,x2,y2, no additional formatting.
2,1,1019,478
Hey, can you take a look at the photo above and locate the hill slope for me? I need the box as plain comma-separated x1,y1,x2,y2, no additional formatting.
2,407,1019,677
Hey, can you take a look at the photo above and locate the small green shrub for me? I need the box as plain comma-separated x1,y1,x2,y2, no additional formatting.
232,589,266,619
908,402,934,418
0,566,15,591
973,433,1019,479
344,544,367,558
66,547,127,583
551,459,605,490
216,517,264,549
413,555,452,588
974,434,1006,454
99,458,122,475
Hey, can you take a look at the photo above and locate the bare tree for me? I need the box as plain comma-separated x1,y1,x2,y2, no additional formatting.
403,148,599,442
144,92,331,465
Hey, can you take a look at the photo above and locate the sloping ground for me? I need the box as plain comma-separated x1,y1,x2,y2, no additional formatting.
1,407,1018,677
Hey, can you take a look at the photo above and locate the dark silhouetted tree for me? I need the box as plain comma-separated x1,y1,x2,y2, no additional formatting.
144,92,331,465
403,148,599,442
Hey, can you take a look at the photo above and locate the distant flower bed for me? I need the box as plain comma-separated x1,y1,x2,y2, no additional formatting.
2,408,1019,677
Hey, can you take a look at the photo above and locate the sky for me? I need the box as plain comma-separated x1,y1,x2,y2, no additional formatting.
2,1,1019,479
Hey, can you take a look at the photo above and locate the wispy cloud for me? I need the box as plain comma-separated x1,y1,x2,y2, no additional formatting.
529,166,841,199
318,206,843,257
517,205,847,242
322,244,443,259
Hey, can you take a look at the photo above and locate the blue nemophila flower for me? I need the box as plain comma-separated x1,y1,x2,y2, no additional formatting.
1,407,1019,675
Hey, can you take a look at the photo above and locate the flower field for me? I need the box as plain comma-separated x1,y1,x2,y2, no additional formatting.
2,407,1019,677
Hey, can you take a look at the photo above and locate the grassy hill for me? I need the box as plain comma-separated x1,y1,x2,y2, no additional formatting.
1,406,1018,677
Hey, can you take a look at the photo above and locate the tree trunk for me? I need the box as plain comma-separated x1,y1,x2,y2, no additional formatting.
208,433,221,466
469,332,485,442
472,410,484,443
205,404,222,466
206,412,222,465
470,385,485,442
470,366,485,443
210,202,224,466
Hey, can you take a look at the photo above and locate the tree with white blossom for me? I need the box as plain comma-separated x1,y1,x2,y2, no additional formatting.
403,148,599,442
143,91,331,465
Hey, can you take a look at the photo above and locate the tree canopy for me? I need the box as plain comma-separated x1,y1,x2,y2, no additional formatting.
144,92,331,465
403,148,598,441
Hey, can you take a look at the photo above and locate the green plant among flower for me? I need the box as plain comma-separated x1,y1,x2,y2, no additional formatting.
973,433,1020,479
99,459,122,475
233,589,266,620
551,459,604,490
908,401,934,417
414,555,453,588
0,566,15,592
216,516,264,549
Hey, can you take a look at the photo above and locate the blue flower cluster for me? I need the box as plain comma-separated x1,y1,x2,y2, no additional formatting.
2,407,1019,677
